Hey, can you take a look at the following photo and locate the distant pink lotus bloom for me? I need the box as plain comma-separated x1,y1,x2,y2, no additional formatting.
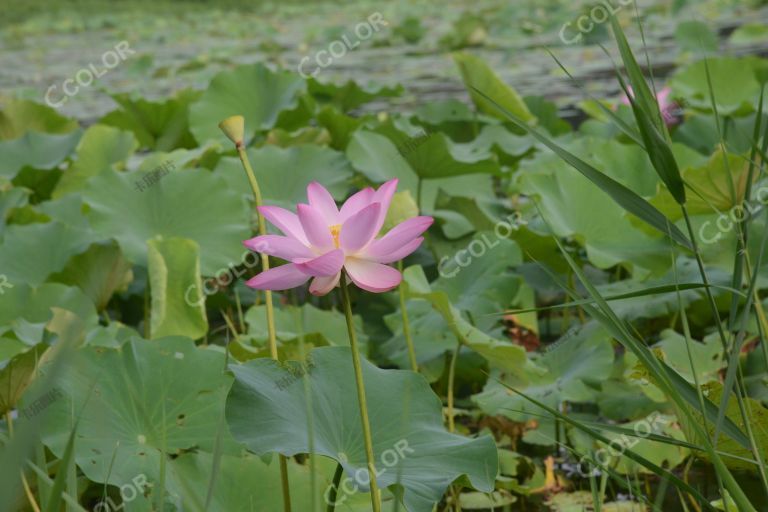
244,179,433,295
621,86,680,126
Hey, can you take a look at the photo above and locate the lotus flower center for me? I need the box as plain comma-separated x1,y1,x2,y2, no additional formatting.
329,224,341,248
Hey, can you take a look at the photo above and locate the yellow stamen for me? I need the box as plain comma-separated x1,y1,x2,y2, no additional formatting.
329,224,342,248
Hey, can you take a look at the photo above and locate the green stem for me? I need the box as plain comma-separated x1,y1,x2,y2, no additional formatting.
339,273,381,512
326,463,344,512
398,260,418,372
447,343,461,433
235,144,292,512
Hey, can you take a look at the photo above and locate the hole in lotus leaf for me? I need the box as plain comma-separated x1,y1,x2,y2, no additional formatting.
176,413,186,425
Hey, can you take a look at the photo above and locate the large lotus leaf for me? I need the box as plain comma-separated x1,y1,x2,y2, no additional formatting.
266,126,331,148
0,130,81,180
431,237,524,331
524,96,572,137
670,57,764,115
346,130,496,211
245,302,367,350
164,452,367,512
473,324,614,422
383,241,528,372
517,143,671,277
53,124,138,198
147,237,208,340
189,63,306,145
654,329,724,385
316,106,369,150
216,145,354,210
574,412,690,475
399,265,528,375
370,120,501,178
99,89,201,151
81,167,250,275
0,283,98,345
0,97,79,139
650,148,752,221
49,241,133,310
469,124,535,160
226,346,497,512
453,52,535,124
675,21,718,52
593,258,731,322
678,383,768,471
570,412,688,475
308,79,403,111
596,378,660,421
382,299,455,375
38,337,237,495
684,210,768,270
134,143,221,174
0,220,94,286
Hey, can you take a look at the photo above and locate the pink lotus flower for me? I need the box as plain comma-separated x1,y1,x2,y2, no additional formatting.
620,86,680,126
244,179,433,296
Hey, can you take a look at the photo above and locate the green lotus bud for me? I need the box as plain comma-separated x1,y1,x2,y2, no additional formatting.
218,115,245,146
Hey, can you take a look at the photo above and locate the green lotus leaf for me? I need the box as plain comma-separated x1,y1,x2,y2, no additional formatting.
53,124,138,198
655,329,724,385
649,147,752,221
0,130,81,180
245,302,367,350
216,144,353,210
99,89,201,151
396,262,526,373
670,57,764,115
569,412,688,476
0,98,79,140
316,106,369,150
307,78,403,111
49,241,133,310
383,240,528,372
164,451,365,512
0,283,98,344
0,220,94,286
517,138,673,277
189,63,306,145
147,237,208,340
453,52,535,124
81,167,250,275
370,120,501,178
226,346,498,512
346,130,496,212
473,324,614,422
38,337,237,500
675,21,718,52
683,383,768,470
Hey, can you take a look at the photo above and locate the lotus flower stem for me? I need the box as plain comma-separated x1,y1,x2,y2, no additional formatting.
339,272,382,512
219,116,292,512
397,260,418,372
